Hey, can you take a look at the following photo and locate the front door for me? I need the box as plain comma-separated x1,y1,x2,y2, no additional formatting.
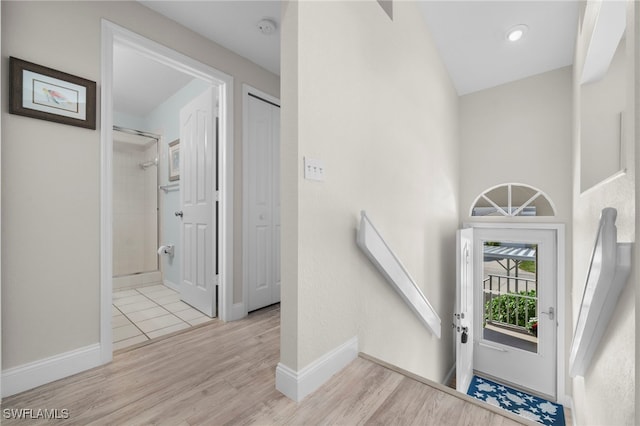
456,228,474,393
178,87,217,317
473,227,557,398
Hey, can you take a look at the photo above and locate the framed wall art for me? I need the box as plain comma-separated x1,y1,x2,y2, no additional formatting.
168,139,180,181
9,57,97,129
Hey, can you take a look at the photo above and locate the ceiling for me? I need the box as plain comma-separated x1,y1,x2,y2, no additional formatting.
140,0,281,76
113,44,195,117
420,1,579,95
115,0,580,117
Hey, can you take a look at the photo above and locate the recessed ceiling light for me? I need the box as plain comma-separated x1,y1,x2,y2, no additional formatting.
506,24,528,42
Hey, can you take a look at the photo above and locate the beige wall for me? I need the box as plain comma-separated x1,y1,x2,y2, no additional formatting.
1,1,279,370
571,1,636,425
460,67,573,223
281,0,459,381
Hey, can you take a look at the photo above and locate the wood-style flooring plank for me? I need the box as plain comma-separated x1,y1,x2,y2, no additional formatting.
2,305,524,425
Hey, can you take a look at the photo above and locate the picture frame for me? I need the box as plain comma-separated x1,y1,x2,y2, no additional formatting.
9,57,97,130
168,139,180,181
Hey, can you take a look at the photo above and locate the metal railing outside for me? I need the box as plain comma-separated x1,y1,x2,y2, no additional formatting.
483,274,537,333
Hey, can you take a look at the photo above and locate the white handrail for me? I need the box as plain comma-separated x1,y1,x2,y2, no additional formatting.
356,211,441,338
569,207,632,377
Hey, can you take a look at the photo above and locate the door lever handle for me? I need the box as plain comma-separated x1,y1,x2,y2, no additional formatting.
175,211,183,218
541,307,554,320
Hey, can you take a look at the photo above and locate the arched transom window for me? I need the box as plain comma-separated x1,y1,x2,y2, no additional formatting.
470,183,556,217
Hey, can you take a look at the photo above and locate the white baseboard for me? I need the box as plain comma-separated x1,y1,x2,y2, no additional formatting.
1,343,102,398
229,302,247,321
276,336,358,402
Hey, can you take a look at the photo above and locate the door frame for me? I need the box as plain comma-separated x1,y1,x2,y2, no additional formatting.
242,84,280,317
100,20,235,363
462,222,567,404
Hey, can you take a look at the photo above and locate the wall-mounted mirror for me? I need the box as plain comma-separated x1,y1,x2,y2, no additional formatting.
580,0,628,193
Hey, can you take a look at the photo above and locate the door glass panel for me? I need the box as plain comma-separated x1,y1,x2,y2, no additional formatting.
482,241,538,353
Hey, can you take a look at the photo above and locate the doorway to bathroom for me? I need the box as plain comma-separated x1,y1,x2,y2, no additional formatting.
101,21,235,359
109,49,219,350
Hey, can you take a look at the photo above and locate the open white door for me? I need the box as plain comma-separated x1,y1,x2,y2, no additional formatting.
456,228,474,393
178,87,217,317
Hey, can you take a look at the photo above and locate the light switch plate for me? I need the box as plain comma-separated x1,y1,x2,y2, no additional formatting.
304,157,325,181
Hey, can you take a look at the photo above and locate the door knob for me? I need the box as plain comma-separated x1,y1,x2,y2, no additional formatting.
175,211,183,218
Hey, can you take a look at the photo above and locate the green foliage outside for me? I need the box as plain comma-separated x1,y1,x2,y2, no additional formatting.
485,290,537,332
518,260,536,273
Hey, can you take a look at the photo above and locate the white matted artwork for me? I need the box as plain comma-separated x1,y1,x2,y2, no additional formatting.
22,70,87,120
169,139,180,181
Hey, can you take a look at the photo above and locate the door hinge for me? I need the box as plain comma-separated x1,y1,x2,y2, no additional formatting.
215,275,220,286
216,191,220,202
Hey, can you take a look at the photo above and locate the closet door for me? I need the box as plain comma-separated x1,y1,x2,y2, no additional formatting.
247,94,280,311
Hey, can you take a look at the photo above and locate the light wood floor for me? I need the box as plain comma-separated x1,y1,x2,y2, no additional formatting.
2,305,527,425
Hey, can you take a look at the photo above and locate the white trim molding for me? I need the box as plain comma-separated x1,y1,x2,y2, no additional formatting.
276,337,358,402
101,20,235,365
1,344,101,398
469,182,558,218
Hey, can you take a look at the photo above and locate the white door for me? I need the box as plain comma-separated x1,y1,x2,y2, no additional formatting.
473,228,557,398
456,228,474,393
179,88,217,317
247,95,280,311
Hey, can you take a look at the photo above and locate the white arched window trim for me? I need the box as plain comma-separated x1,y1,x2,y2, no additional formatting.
469,183,557,217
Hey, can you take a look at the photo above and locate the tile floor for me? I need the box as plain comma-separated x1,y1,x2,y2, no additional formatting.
112,284,215,351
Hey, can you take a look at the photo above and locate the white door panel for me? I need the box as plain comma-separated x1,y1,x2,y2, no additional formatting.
179,88,216,317
456,228,474,393
247,95,280,311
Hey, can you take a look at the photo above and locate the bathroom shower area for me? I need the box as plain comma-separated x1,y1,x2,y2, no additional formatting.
111,123,214,351
112,127,162,290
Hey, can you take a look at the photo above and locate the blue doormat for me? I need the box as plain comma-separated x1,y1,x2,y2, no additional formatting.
467,375,565,426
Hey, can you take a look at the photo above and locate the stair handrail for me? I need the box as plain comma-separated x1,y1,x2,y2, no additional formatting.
569,207,632,377
357,210,441,338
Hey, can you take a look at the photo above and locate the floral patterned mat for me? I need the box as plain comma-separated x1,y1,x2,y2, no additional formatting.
467,375,565,426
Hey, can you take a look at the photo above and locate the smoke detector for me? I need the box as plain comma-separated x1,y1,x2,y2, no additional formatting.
257,19,277,35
